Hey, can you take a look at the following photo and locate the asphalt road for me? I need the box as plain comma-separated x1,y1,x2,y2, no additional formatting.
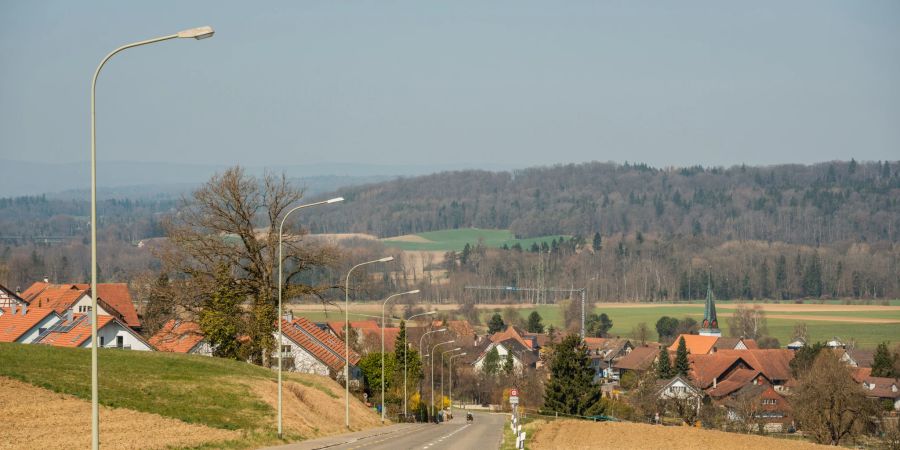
310,410,506,450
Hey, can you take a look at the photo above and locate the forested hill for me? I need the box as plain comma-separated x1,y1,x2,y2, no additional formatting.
309,160,900,245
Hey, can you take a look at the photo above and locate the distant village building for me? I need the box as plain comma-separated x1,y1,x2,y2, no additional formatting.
0,284,27,308
698,281,721,337
276,316,362,385
149,320,213,356
0,305,62,344
32,313,152,350
19,282,141,331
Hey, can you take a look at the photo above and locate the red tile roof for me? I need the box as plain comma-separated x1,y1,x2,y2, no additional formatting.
490,326,532,349
149,319,205,353
326,320,379,338
669,334,719,355
706,368,766,398
690,349,794,389
715,349,793,382
0,307,59,342
73,283,140,328
283,317,361,372
860,376,900,400
37,314,115,347
20,282,140,329
613,346,658,371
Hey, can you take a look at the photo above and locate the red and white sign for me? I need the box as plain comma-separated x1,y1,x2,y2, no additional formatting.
510,388,519,397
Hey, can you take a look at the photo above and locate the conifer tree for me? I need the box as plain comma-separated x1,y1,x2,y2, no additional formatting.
542,334,601,416
657,345,673,379
526,311,544,333
872,342,897,377
675,336,690,377
487,313,506,334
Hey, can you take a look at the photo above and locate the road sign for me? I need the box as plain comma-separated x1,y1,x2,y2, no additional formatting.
510,388,519,397
509,395,519,405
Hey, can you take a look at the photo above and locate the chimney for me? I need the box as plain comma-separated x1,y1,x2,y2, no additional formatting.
15,286,21,295
10,303,16,315
21,303,27,316
43,276,49,283
713,377,717,389
283,310,293,322
66,308,73,323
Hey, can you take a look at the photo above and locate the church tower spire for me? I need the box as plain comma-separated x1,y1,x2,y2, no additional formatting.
699,273,721,337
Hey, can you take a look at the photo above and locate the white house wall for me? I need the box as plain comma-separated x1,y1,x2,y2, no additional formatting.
16,314,62,344
71,295,113,317
82,322,152,351
189,341,214,356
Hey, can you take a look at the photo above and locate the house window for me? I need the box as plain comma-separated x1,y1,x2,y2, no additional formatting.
762,398,776,405
100,336,105,347
116,336,124,348
281,345,292,353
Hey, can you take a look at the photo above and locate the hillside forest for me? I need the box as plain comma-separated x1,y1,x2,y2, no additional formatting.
1,160,898,321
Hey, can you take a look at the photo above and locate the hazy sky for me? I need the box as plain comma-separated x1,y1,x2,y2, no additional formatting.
1,1,898,170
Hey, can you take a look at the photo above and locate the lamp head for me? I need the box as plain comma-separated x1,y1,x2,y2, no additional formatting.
436,328,447,332
326,197,344,204
450,347,462,351
405,289,421,295
177,26,215,40
378,256,395,263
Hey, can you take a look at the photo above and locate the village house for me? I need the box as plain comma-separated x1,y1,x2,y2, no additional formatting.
276,316,362,385
32,312,152,351
149,319,213,356
612,345,659,379
656,375,704,415
0,283,27,308
0,304,62,344
584,337,633,381
19,281,141,331
853,368,900,411
472,336,537,374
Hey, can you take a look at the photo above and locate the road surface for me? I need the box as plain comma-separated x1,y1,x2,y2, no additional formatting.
267,410,506,450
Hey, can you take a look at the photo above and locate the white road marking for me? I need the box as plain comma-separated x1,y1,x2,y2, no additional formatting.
421,423,472,449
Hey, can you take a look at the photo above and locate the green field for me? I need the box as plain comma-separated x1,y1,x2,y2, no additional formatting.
0,343,356,448
380,228,569,251
476,304,900,349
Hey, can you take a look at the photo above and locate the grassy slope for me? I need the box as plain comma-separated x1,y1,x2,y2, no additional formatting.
0,343,358,448
381,228,568,251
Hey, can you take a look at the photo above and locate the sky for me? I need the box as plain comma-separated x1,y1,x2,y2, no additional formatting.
1,1,898,171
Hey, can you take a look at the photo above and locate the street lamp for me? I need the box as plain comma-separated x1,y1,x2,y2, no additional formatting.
430,340,456,420
448,352,467,412
277,197,343,438
380,289,420,423
344,256,394,429
404,311,437,416
90,25,214,450
440,347,463,414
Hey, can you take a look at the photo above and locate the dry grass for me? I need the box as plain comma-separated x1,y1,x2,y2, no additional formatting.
0,376,239,450
529,419,829,450
247,376,382,437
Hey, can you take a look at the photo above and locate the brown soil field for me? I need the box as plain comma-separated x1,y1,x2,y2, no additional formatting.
382,234,433,243
307,232,379,241
0,376,239,450
250,374,383,436
529,419,829,450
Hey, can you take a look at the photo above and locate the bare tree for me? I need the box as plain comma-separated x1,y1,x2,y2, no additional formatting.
159,167,341,364
728,304,768,340
792,350,877,445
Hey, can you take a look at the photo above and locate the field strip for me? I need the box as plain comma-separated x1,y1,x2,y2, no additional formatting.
0,376,238,449
683,312,900,324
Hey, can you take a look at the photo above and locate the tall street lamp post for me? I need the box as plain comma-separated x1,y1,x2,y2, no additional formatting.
380,289,420,423
345,256,394,429
440,348,463,414
403,311,436,417
90,26,214,450
448,352,467,412
277,197,343,438
416,327,447,418
429,340,456,420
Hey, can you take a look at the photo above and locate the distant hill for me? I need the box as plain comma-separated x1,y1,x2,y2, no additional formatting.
307,160,900,246
0,158,519,197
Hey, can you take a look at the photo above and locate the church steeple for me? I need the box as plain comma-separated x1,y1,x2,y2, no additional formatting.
699,274,721,337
